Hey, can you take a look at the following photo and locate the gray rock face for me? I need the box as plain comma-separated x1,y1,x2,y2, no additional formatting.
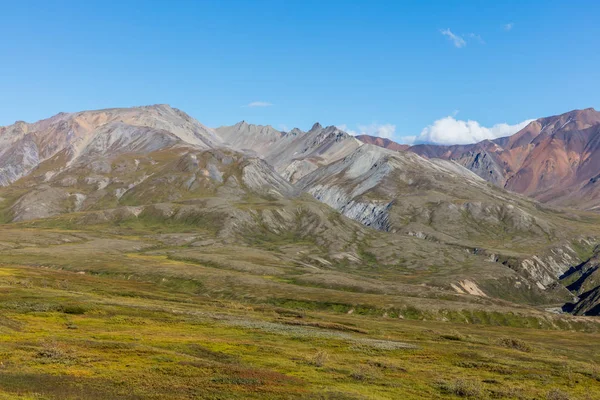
265,124,362,182
295,143,560,253
296,145,396,229
241,158,295,198
215,121,362,183
520,245,584,288
0,136,40,186
459,150,506,185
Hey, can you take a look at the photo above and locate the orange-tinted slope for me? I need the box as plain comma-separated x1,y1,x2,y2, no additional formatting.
409,108,600,209
356,135,410,151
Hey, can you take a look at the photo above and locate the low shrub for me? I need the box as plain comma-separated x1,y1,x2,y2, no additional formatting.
310,350,330,367
547,388,570,400
498,337,532,352
438,379,483,398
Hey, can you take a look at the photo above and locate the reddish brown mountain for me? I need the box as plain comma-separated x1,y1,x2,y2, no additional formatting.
356,135,409,151
409,108,600,210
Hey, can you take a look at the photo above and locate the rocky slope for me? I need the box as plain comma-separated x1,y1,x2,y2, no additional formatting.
216,122,362,183
559,244,600,315
0,105,222,187
293,143,600,305
296,144,556,244
216,121,282,156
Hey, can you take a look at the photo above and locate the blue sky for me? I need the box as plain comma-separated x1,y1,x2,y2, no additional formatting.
1,0,598,144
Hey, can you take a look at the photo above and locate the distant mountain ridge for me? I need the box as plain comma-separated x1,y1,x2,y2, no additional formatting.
356,135,410,151
408,108,600,210
2,105,600,315
350,108,600,211
0,104,222,186
218,121,362,183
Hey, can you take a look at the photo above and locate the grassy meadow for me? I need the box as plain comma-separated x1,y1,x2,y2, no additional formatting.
0,222,597,399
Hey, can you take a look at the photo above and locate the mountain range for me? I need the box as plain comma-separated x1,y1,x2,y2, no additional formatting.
1,105,600,317
368,108,600,211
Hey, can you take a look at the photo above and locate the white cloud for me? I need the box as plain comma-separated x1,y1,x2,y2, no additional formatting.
359,123,396,139
397,135,417,145
337,123,397,139
504,23,514,31
337,116,533,147
440,28,466,48
245,101,273,108
336,124,355,135
417,116,534,145
467,33,485,44
440,29,484,47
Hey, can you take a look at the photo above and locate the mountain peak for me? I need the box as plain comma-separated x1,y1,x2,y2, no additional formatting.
142,104,176,112
284,128,304,137
310,122,323,132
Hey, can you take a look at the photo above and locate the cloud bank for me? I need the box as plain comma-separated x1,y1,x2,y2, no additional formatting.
337,123,397,139
338,115,534,146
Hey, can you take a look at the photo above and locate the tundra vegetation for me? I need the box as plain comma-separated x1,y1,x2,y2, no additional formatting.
0,220,597,399
0,105,599,398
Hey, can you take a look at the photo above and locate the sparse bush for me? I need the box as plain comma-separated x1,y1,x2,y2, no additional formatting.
59,304,86,315
65,322,78,329
440,330,465,341
498,337,532,352
591,366,600,382
547,388,570,400
488,386,525,399
310,350,329,367
368,360,407,372
438,379,483,398
36,340,75,364
37,345,66,360
349,365,378,381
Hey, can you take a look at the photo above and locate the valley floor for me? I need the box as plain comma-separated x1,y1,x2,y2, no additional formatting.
0,226,598,399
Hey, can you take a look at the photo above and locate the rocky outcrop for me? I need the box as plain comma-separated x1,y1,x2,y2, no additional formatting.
307,183,393,231
241,158,295,198
518,242,590,288
567,286,600,316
